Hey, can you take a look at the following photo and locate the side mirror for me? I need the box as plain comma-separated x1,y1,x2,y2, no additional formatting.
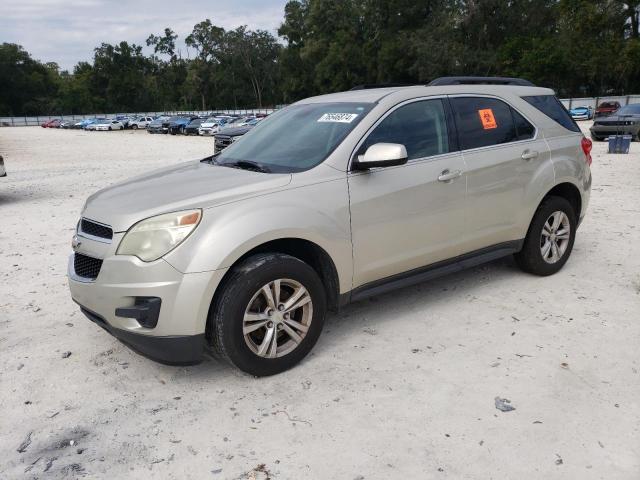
353,143,408,170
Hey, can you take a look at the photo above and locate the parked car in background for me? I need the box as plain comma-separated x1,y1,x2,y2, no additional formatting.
199,116,236,135
590,103,640,141
60,120,75,129
69,78,592,375
115,115,132,128
595,101,621,117
185,118,205,135
41,119,62,128
213,125,255,154
147,116,170,134
85,118,108,131
569,106,594,120
129,116,155,129
0,155,6,177
94,120,125,131
198,117,222,136
169,115,200,135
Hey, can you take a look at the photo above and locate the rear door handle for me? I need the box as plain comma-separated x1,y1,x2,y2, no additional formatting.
521,150,539,160
438,169,462,182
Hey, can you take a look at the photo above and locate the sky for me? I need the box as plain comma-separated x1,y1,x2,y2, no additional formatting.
0,0,288,71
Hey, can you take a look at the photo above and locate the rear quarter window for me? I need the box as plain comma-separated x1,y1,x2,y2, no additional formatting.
522,95,580,133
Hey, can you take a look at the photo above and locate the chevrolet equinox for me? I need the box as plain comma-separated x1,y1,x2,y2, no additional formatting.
69,77,592,376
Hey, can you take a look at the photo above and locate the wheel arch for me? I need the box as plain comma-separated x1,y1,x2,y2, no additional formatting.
212,237,341,312
541,181,582,219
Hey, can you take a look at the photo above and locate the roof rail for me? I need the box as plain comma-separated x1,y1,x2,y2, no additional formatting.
428,76,535,87
350,83,417,90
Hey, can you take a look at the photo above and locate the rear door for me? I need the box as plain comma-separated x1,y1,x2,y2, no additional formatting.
449,95,549,251
348,98,468,287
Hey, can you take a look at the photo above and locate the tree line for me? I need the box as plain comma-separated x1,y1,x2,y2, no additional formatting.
1,0,639,116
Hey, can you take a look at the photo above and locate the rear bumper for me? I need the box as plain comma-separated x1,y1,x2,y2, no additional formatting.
78,304,205,365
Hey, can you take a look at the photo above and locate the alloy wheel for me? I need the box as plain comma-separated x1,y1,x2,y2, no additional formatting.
540,211,571,264
243,279,313,358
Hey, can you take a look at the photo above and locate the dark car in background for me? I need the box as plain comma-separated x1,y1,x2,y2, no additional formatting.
168,115,199,135
184,118,204,135
147,116,170,134
595,101,621,118
590,103,640,141
213,125,255,154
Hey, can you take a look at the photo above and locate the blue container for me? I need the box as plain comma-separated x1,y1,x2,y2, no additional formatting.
607,135,632,154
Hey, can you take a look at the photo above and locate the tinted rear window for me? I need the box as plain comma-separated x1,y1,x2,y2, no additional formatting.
522,95,580,132
451,97,519,150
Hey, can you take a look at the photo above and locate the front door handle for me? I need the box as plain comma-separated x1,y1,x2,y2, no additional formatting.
438,169,462,182
521,150,539,160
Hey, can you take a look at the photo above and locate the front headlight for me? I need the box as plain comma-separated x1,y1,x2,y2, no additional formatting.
116,209,202,262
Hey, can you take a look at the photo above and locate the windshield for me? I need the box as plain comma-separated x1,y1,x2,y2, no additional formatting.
616,104,640,115
215,102,372,173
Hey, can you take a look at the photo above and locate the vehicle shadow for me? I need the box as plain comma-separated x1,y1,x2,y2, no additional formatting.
181,255,521,379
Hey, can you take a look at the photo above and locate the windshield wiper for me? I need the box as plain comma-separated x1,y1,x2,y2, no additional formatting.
222,160,271,173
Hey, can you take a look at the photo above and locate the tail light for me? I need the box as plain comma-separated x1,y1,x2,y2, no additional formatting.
581,137,592,166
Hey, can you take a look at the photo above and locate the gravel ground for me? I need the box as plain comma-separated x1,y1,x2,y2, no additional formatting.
1,125,639,479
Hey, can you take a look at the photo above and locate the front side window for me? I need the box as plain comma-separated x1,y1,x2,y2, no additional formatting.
359,99,450,161
215,102,373,173
451,97,520,150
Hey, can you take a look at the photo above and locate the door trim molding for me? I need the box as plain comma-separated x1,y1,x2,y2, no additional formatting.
341,240,524,305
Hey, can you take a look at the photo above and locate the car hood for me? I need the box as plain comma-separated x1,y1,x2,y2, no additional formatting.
82,159,292,232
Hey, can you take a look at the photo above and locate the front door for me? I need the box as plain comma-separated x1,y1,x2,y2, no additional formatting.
348,98,468,288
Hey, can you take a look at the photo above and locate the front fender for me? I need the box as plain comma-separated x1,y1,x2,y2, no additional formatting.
163,177,353,294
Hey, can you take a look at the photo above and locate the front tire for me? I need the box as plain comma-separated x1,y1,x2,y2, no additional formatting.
132,124,138,130
514,196,577,276
209,253,327,376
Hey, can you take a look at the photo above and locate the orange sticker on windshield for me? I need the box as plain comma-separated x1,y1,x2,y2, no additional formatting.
478,109,497,129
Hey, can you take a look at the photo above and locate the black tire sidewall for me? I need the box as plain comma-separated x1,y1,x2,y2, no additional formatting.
213,254,327,376
518,196,577,276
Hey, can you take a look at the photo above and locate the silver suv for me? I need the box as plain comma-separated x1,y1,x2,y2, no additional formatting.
68,77,592,376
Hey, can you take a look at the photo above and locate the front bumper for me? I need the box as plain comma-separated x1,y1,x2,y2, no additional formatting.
78,304,205,365
68,252,228,365
590,124,640,139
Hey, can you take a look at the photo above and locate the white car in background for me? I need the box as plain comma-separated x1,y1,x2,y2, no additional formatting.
94,120,125,131
198,116,230,136
129,116,155,129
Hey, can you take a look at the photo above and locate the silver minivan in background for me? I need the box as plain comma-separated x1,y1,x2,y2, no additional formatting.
68,77,592,376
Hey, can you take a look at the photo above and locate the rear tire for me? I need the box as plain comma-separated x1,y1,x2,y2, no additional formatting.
514,196,577,276
132,124,138,130
208,253,327,376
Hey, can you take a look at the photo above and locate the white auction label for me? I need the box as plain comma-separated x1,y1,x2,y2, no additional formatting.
317,113,359,123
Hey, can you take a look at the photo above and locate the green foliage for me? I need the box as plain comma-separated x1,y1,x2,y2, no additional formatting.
2,0,640,116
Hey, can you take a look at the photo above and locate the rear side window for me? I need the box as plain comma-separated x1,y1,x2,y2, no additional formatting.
360,99,450,160
450,97,519,150
522,95,580,132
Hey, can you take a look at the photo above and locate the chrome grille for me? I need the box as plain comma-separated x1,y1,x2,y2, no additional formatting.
80,219,113,240
74,253,103,280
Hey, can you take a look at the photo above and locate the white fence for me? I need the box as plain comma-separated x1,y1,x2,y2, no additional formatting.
2,95,640,127
0,108,278,127
559,95,640,109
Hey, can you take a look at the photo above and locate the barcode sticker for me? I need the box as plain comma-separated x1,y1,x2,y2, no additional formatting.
318,113,359,123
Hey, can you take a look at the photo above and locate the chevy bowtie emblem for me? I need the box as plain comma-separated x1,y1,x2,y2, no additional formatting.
71,235,82,251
